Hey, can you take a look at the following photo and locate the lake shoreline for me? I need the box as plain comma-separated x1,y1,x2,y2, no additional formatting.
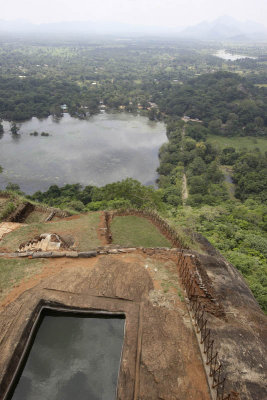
0,113,167,194
214,49,257,61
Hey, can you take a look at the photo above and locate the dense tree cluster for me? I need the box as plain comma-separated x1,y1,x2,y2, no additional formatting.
0,42,266,138
155,72,267,136
233,152,267,202
156,118,267,311
219,146,267,202
157,120,228,206
174,201,267,311
0,76,82,120
29,178,162,211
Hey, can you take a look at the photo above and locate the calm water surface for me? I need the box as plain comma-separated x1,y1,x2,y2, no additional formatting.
0,113,167,193
10,312,125,400
214,50,257,61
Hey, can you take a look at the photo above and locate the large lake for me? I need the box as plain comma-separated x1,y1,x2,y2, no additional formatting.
0,113,167,194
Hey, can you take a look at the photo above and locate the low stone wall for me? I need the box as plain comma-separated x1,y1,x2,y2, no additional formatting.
105,208,186,248
0,246,182,260
177,251,237,400
178,251,225,318
33,205,70,220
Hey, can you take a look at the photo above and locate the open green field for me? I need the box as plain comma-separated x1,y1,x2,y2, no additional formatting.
207,134,267,153
0,212,101,252
255,83,267,88
111,216,171,248
0,257,48,301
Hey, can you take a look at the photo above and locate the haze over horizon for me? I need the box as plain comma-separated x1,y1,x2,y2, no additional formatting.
1,0,267,29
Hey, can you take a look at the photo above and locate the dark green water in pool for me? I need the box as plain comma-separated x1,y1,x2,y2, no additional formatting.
9,312,125,400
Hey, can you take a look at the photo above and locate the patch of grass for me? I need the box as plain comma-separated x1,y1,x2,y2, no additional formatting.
0,212,101,252
0,198,9,213
111,216,172,248
220,166,235,199
1,202,16,219
0,257,48,301
0,193,23,221
207,134,267,153
161,211,203,253
24,210,49,224
161,281,172,293
177,288,184,302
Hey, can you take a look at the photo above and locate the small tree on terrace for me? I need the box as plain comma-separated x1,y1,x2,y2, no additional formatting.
10,122,19,135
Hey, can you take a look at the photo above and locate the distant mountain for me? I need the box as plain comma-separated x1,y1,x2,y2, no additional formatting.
0,19,179,37
0,19,34,32
179,16,267,41
0,16,266,41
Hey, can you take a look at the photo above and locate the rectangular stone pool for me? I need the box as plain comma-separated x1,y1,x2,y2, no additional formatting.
7,309,125,400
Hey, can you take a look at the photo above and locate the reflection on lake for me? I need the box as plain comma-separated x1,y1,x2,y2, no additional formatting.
0,113,167,194
10,312,125,400
214,50,257,61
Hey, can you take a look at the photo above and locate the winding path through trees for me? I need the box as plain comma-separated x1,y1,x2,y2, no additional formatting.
181,126,189,205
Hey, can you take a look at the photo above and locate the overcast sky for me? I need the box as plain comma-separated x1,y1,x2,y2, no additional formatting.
1,0,267,28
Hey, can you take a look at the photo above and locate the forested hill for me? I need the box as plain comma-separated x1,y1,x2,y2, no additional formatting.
155,72,267,136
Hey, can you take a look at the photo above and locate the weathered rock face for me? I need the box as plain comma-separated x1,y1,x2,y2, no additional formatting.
1,203,265,399
0,254,210,400
0,223,25,240
194,252,267,400
0,245,266,400
18,233,68,253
